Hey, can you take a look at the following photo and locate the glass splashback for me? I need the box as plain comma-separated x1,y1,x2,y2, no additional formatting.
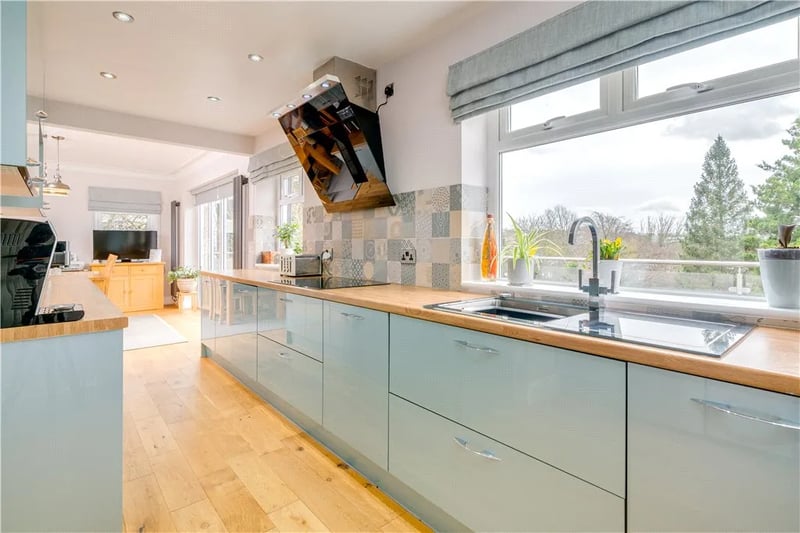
276,77,395,213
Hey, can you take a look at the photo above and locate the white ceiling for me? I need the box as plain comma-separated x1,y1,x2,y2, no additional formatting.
26,122,211,179
27,1,483,139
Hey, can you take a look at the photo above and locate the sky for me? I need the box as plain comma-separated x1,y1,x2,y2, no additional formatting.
501,17,800,229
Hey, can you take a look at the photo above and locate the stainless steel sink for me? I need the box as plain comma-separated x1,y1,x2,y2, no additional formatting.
426,295,752,357
428,296,584,325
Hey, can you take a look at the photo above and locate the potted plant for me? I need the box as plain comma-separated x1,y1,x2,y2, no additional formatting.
274,221,299,255
168,266,199,293
598,237,625,290
757,224,799,309
502,213,558,286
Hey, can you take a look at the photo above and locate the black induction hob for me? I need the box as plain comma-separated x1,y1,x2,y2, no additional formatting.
271,276,389,290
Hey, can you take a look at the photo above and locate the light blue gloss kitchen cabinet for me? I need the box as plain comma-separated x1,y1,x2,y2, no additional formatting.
628,363,800,532
390,315,626,496
389,395,624,532
323,301,389,469
258,288,323,361
213,282,258,381
257,336,322,424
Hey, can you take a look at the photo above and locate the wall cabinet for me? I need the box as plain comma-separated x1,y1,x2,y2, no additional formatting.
91,262,164,312
323,302,389,469
389,395,624,532
390,315,626,496
0,1,27,167
628,363,800,532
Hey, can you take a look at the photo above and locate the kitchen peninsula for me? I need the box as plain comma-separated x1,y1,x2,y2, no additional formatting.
0,274,126,532
201,269,799,532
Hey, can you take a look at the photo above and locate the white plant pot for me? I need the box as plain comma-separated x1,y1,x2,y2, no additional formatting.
176,278,197,293
758,248,800,309
506,258,533,286
597,260,621,291
280,247,295,256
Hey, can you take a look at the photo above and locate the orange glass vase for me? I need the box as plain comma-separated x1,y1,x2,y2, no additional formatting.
480,214,498,281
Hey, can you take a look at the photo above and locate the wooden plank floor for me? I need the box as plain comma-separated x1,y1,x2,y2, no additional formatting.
123,307,429,533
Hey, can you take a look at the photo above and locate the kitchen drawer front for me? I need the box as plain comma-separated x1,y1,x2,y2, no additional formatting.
389,395,623,532
628,364,800,532
257,336,322,424
323,301,389,469
390,315,625,496
258,289,322,361
129,264,162,276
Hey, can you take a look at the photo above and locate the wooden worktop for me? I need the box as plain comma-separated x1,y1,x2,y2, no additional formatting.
204,269,800,396
0,272,128,343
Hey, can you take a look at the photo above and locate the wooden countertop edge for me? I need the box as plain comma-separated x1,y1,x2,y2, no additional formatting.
0,316,129,343
204,271,800,397
1,274,129,343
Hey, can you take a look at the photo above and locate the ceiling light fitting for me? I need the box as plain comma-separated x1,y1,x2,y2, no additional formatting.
247,53,263,62
43,135,70,197
100,71,117,79
112,11,134,23
271,112,281,118
287,104,296,109
302,94,312,100
207,96,222,102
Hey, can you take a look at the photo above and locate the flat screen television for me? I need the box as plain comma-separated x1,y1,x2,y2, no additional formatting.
93,230,157,261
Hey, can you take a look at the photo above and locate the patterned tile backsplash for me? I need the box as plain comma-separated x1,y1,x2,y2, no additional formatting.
303,184,487,290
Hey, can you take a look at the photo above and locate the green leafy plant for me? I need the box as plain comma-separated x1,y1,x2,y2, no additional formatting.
501,213,559,274
167,266,199,283
599,237,625,260
274,221,299,249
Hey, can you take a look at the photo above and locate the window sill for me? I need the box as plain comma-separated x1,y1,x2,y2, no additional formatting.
460,280,800,327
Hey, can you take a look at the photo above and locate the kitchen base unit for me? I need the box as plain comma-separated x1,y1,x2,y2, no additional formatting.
205,351,469,532
628,363,800,532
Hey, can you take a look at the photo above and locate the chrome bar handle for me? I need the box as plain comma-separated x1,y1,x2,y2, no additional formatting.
340,312,365,320
454,339,499,355
278,351,292,360
453,437,502,461
691,398,800,430
279,297,292,303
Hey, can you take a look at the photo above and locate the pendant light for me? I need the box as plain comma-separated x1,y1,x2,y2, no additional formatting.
43,135,70,196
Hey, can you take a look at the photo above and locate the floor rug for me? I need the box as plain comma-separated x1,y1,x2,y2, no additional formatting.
124,314,187,351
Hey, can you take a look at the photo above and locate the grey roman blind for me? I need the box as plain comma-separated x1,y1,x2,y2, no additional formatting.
192,181,233,206
447,0,800,122
248,143,299,183
88,186,162,214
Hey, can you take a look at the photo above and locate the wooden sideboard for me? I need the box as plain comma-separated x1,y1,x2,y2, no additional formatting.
90,262,165,312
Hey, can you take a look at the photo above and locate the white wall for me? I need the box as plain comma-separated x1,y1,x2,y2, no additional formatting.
372,2,578,192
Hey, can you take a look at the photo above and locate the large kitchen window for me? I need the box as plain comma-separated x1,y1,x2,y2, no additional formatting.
278,169,304,250
491,17,800,298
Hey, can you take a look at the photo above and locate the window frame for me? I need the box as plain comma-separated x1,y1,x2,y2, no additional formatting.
488,26,800,294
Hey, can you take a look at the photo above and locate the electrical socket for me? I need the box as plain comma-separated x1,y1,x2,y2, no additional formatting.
400,248,416,264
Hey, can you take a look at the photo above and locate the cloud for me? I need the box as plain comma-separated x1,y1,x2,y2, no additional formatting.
664,97,798,141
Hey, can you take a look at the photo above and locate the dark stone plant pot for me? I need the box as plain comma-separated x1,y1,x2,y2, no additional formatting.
757,248,800,309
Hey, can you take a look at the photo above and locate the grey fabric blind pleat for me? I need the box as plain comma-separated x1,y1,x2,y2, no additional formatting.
88,186,162,214
248,143,300,183
193,181,233,206
447,0,800,122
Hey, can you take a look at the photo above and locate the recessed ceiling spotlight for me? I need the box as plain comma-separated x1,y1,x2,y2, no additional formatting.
302,94,312,100
287,104,296,109
271,112,281,118
321,82,331,88
247,53,264,62
207,96,222,102
112,11,134,23
99,71,117,79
